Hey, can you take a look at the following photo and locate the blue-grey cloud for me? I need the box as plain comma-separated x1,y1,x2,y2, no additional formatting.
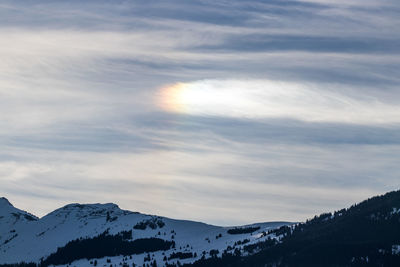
4,114,400,156
194,35,400,53
135,113,400,146
0,0,399,225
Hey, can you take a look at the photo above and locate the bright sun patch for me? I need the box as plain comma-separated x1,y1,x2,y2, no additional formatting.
157,79,400,124
158,82,188,113
158,80,254,117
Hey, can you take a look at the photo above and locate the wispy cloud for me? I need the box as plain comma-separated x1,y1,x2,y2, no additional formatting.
158,79,400,124
0,0,399,225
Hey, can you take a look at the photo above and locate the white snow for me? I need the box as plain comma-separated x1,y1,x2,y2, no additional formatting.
0,197,291,266
392,245,400,255
390,207,400,215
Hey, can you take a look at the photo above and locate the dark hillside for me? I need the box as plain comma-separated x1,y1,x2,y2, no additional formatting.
189,190,400,267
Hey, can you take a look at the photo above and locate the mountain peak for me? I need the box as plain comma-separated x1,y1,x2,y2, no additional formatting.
0,197,38,222
61,202,120,211
0,197,12,207
44,202,129,220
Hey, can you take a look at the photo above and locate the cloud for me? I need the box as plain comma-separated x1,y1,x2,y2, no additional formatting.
158,79,400,124
196,35,400,53
2,145,397,225
0,0,399,225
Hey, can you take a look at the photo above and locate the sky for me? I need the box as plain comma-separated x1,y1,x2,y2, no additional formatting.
1,0,400,225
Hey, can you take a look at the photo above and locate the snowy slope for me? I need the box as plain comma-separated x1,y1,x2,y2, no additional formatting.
0,198,291,266
0,197,38,255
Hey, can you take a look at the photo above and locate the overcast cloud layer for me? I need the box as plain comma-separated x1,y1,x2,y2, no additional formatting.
1,0,400,225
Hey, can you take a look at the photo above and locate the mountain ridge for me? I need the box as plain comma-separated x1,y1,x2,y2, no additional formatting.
1,190,399,266
189,189,400,267
0,197,291,266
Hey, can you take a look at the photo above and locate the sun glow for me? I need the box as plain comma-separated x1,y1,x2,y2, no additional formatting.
158,80,254,117
158,82,188,113
157,79,400,124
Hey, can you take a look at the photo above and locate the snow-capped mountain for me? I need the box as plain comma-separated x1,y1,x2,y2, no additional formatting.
2,190,400,267
0,198,290,266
